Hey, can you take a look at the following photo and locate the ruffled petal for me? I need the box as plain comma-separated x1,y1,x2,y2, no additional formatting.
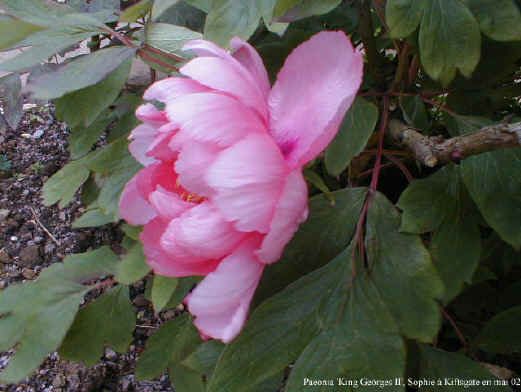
166,92,265,149
255,170,308,263
185,236,264,343
119,176,157,225
141,218,219,277
128,124,159,166
148,185,193,221
175,141,220,197
146,131,177,162
230,37,270,99
135,161,178,200
161,202,245,262
180,57,268,121
206,133,287,232
135,103,168,127
143,77,210,103
268,31,363,168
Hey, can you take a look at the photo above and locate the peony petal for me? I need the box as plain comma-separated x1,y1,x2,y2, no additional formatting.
206,133,287,232
230,37,270,99
135,161,178,200
148,185,192,221
183,39,229,58
146,131,177,162
129,124,159,166
135,103,168,127
166,92,266,149
175,141,220,197
255,170,308,263
185,236,264,343
141,218,219,277
143,77,210,103
161,202,245,262
119,176,157,225
268,31,363,168
181,57,268,121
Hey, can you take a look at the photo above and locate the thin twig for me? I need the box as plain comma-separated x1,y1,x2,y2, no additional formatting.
143,44,184,62
29,207,60,245
369,96,390,192
136,325,158,329
138,49,179,72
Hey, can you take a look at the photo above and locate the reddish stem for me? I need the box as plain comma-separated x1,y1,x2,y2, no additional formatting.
93,279,117,289
143,44,185,63
369,96,390,192
420,96,460,117
383,152,414,183
138,49,179,72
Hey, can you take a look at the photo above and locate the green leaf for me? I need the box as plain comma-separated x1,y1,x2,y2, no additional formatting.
461,147,521,250
255,187,367,303
59,286,135,366
366,192,444,341
120,0,152,22
208,256,339,392
466,0,521,41
325,97,379,177
55,58,131,128
474,306,521,354
26,46,137,100
156,1,206,31
182,340,225,376
115,242,151,285
204,0,261,46
397,165,482,302
0,30,96,73
72,208,114,228
0,73,23,130
152,0,182,19
122,223,143,240
151,275,179,313
399,95,430,132
67,113,114,159
286,247,405,391
0,247,119,383
169,364,206,392
302,169,333,199
184,0,212,13
0,16,45,50
135,313,201,381
419,0,481,85
386,0,426,38
273,0,342,22
418,344,511,390
165,276,200,309
146,23,201,59
42,158,91,208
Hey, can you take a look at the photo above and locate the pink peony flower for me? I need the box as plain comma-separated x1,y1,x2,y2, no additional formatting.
119,31,363,343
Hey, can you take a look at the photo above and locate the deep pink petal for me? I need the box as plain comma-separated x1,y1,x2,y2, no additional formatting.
143,77,210,103
146,131,177,162
255,170,308,263
128,124,159,166
230,37,270,99
135,161,178,200
268,31,363,168
141,218,219,276
161,202,245,262
166,92,266,149
119,176,157,225
185,236,264,343
180,57,268,121
135,103,168,127
206,133,287,232
175,141,220,197
148,185,192,221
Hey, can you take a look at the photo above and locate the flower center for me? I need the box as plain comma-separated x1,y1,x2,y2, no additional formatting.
175,178,205,204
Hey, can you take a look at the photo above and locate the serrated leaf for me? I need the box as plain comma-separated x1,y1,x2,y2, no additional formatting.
120,0,152,22
0,247,119,383
72,208,114,228
0,16,45,50
59,286,135,366
474,306,521,354
418,344,511,390
42,158,91,208
366,192,443,341
325,97,378,177
204,0,261,46
466,0,521,41
286,247,405,391
55,58,131,128
182,340,224,376
461,147,521,250
208,257,340,392
26,46,137,100
115,242,151,285
0,73,23,130
136,314,201,381
151,275,178,313
255,188,367,303
273,0,341,22
146,23,201,59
